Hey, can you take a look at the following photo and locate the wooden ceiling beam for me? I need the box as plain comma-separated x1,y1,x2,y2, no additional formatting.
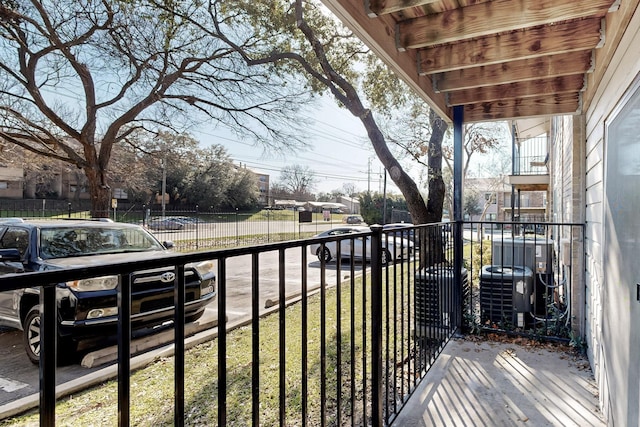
419,18,603,74
463,93,581,122
447,74,586,106
398,0,615,49
434,51,594,92
366,0,440,17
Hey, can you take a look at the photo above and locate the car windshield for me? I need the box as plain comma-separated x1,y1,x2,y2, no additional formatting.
39,226,164,259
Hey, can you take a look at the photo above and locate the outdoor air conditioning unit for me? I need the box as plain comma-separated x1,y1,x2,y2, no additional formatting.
492,237,554,315
491,237,552,274
414,266,469,339
480,265,534,328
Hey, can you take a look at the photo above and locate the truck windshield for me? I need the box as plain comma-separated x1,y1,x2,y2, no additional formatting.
39,226,164,259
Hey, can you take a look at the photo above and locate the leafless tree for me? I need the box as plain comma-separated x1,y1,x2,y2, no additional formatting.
278,164,316,201
0,0,311,216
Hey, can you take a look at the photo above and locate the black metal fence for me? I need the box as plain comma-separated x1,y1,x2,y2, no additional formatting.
513,135,548,176
0,202,346,250
0,219,583,425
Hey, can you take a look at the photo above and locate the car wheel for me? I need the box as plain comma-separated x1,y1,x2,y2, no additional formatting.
381,249,391,266
23,306,77,365
317,247,332,263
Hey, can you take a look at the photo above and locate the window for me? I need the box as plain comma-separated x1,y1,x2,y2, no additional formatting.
0,227,29,257
484,192,497,204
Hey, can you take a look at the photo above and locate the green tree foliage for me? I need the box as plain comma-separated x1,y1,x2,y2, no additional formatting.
359,192,408,225
179,145,259,210
463,191,482,219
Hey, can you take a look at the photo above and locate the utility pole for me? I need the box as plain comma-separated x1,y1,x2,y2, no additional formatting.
161,158,166,218
367,157,372,193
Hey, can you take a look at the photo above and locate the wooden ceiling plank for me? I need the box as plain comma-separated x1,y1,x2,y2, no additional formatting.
419,18,603,74
399,0,615,49
447,74,586,106
435,51,593,92
463,93,581,122
366,0,441,17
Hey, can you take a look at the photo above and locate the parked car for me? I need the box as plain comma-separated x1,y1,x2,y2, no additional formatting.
166,216,200,228
0,218,216,363
383,222,419,245
342,215,364,224
309,226,413,265
147,217,185,231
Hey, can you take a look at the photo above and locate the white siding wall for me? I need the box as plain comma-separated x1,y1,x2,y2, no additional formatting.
584,6,640,421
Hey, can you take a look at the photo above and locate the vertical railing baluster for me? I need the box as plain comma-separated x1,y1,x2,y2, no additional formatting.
118,273,132,427
370,225,383,427
320,242,327,427
174,266,185,426
335,243,342,426
350,240,356,427
384,231,391,424
218,258,227,427
278,249,286,427
251,253,260,426
362,235,368,424
301,247,308,427
40,284,56,426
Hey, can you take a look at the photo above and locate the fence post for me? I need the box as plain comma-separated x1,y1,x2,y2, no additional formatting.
370,224,383,426
195,205,199,250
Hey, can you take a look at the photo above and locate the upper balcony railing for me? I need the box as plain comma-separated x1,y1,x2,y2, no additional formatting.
512,135,549,176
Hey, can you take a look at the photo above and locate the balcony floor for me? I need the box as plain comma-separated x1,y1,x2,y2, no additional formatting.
392,336,604,426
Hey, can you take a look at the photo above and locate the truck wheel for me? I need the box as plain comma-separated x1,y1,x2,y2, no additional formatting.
23,306,77,365
23,306,42,364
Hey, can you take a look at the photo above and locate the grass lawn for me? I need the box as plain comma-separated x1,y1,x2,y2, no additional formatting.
3,274,373,426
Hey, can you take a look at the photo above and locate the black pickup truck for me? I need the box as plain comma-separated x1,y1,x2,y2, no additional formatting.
0,218,216,363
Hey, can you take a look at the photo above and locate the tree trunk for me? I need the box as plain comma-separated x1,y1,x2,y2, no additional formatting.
359,109,448,266
84,166,111,218
425,109,448,223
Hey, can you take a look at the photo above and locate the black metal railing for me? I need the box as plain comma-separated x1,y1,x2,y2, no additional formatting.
0,219,582,425
0,221,459,426
513,135,549,176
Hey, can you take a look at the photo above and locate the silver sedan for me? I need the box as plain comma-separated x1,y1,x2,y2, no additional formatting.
309,226,413,265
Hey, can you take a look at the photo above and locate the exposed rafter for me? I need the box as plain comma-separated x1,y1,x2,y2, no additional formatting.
397,0,613,49
448,75,586,106
322,0,619,122
433,51,594,92
418,18,603,74
366,0,441,17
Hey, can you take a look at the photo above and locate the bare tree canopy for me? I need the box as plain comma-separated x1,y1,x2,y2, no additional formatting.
277,164,315,201
0,0,312,215
205,0,444,223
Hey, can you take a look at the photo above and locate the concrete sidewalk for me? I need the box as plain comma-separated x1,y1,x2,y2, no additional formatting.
392,337,604,427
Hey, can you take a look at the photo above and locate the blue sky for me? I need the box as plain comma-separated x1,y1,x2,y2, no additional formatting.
194,97,400,195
